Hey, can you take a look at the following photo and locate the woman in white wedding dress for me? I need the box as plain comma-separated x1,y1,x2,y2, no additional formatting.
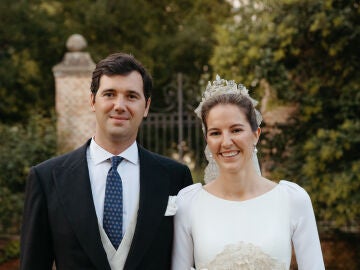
171,76,325,270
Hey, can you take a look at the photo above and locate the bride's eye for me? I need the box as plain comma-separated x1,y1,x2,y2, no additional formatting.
232,128,243,133
208,131,220,136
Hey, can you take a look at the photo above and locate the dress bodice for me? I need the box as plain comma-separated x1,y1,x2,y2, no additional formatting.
172,181,325,270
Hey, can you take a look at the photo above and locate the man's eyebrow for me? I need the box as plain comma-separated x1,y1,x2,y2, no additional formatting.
100,88,116,92
126,90,141,95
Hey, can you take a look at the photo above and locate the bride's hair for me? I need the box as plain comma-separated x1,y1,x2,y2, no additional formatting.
200,93,259,134
195,76,263,181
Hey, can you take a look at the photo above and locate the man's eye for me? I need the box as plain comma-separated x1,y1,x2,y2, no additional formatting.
103,92,114,97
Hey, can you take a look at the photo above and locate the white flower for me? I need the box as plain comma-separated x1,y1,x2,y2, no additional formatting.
198,242,286,270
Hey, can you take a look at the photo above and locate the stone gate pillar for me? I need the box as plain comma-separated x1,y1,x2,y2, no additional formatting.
53,34,96,152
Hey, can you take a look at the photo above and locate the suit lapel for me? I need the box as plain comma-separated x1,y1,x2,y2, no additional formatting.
53,141,111,270
124,146,170,269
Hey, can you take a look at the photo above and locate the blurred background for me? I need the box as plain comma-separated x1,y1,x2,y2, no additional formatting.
0,0,359,269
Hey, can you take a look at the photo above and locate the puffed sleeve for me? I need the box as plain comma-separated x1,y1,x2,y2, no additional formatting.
284,181,325,270
172,183,202,270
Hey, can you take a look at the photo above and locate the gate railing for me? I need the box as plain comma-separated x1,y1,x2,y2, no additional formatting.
137,73,206,169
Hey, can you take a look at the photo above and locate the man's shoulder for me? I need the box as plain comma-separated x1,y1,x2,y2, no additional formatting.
139,146,184,166
34,141,89,170
138,145,193,188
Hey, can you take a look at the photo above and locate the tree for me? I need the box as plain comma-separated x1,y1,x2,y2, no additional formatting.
0,0,68,123
0,0,232,123
62,0,232,108
0,0,232,233
211,0,360,230
0,113,56,233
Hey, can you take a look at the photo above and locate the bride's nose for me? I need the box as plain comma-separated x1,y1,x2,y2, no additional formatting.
221,132,233,148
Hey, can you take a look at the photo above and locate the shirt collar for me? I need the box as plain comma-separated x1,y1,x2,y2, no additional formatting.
89,138,139,165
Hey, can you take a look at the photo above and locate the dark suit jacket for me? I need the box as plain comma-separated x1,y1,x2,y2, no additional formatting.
20,140,193,270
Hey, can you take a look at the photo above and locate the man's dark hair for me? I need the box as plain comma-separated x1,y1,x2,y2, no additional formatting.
90,52,152,102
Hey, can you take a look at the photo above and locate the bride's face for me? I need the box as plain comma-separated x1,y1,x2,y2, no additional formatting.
205,103,260,174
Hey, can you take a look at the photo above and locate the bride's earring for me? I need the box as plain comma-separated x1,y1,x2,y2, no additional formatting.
253,144,258,154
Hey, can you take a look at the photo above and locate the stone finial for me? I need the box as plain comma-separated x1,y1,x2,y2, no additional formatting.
53,34,95,75
53,34,96,152
66,34,87,52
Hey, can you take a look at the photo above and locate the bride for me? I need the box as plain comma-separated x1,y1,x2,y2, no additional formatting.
171,76,325,270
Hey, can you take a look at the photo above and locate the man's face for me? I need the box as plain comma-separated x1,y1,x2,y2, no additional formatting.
91,71,150,147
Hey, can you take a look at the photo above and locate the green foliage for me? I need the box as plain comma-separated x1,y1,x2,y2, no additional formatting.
301,120,360,227
79,0,232,108
0,0,232,122
211,0,360,230
0,188,23,234
0,0,232,233
0,0,67,123
0,238,20,264
191,167,205,185
0,113,56,233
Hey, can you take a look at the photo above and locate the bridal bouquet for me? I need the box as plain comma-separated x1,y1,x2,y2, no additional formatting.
196,242,286,270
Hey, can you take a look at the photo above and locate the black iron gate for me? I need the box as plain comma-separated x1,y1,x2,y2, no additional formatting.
137,73,206,169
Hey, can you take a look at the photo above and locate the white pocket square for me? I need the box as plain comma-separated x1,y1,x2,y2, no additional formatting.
164,196,177,216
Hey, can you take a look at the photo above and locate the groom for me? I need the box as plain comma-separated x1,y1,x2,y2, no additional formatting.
20,53,193,270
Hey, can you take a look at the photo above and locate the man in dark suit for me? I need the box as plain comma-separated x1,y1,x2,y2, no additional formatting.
20,53,193,270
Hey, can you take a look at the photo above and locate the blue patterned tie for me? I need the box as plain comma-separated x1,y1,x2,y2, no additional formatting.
103,156,124,249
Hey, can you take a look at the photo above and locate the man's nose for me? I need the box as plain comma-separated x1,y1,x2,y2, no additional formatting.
114,96,126,111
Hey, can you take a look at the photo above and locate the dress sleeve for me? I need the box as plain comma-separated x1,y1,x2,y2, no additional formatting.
284,181,325,270
171,184,201,270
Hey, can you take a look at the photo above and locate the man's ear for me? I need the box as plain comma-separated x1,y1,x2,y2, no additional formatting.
90,94,95,112
144,97,151,118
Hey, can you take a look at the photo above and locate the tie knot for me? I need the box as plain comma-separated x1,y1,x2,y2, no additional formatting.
111,156,123,169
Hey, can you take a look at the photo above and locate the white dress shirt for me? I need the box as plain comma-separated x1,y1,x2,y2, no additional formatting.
87,138,140,236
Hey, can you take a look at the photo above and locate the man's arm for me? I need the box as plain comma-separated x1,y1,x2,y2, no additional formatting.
20,167,54,270
182,165,193,188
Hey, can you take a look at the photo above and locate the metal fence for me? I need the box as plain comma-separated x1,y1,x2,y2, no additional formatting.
138,112,205,169
137,73,206,169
